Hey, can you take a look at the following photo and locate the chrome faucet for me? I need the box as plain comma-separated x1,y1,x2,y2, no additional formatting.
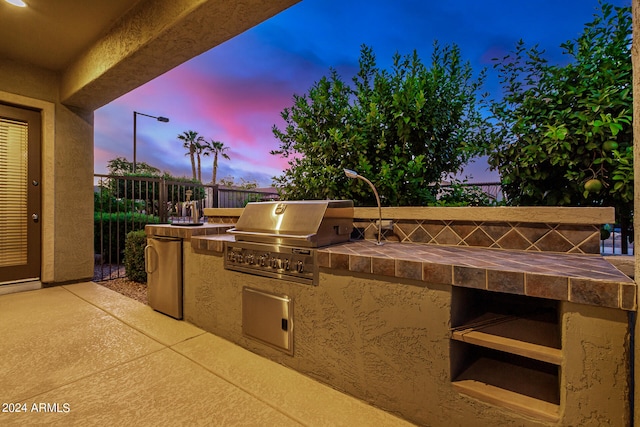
189,200,199,224
344,168,384,245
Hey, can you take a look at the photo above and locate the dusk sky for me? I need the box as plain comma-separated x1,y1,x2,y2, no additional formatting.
94,0,631,187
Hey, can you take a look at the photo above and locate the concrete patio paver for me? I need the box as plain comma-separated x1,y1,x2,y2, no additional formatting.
64,282,205,347
5,348,302,426
0,282,413,426
0,286,164,403
173,333,413,427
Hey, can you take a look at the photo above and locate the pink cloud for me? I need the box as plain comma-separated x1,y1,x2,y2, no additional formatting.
95,39,329,186
157,66,303,172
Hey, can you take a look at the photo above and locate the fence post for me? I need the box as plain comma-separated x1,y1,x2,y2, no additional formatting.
159,177,168,223
620,215,629,255
213,184,219,208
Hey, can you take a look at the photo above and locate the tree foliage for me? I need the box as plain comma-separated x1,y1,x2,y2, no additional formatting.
488,3,632,213
107,156,160,176
271,44,490,206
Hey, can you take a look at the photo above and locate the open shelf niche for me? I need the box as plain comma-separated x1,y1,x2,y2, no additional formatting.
450,287,561,422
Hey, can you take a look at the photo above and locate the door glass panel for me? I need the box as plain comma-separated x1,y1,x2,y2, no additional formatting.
0,117,28,267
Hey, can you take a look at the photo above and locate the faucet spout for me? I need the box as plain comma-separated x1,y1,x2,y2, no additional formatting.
189,201,199,224
343,168,384,245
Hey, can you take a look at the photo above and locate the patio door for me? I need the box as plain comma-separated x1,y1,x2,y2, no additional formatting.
0,103,41,284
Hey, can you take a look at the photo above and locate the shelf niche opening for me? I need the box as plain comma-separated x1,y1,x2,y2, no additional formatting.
451,288,560,330
450,288,562,420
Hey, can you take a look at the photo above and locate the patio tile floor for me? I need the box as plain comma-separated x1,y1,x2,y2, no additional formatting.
0,282,412,426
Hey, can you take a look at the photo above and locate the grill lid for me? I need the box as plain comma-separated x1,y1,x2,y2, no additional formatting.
227,200,354,247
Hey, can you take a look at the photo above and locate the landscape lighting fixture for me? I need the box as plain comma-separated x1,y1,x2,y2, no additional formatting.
5,0,27,6
344,168,384,246
133,111,170,173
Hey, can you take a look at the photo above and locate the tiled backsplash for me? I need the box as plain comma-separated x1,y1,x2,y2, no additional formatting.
206,216,237,224
204,207,612,255
354,219,601,254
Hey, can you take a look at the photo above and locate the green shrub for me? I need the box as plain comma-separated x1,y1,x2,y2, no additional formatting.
124,230,148,283
94,212,159,263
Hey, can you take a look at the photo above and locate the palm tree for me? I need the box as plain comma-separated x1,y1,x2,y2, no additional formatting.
177,130,199,180
203,140,231,185
194,137,207,183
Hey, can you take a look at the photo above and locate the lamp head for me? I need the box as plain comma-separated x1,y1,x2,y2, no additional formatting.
157,116,170,123
343,168,359,179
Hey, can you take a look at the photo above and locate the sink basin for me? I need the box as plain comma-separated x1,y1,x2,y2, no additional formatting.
170,223,204,227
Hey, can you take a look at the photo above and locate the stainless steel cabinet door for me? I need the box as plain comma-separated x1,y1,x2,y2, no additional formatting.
242,287,293,354
145,237,182,319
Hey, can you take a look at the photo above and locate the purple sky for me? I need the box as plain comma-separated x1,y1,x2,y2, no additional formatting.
94,0,630,187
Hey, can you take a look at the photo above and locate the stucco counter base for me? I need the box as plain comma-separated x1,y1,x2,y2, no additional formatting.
184,236,632,426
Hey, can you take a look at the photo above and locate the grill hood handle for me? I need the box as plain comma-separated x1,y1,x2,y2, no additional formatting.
226,228,315,241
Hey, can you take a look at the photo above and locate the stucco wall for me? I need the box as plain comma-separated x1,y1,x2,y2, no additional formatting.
51,105,94,282
0,59,58,101
183,246,630,426
0,59,94,284
561,302,630,426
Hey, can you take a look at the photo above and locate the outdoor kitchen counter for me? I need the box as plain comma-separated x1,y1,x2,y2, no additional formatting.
319,240,636,311
188,233,636,311
145,223,233,240
183,230,634,425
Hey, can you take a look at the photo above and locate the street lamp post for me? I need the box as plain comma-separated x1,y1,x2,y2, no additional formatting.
133,111,169,173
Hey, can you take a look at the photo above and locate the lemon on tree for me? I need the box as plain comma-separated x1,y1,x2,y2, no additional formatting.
584,178,602,193
602,141,619,152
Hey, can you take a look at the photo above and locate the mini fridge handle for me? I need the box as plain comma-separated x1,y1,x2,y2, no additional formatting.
144,245,156,274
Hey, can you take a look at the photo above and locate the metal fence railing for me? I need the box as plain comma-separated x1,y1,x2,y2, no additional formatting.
93,175,631,282
601,226,634,256
437,181,505,203
213,186,279,208
93,174,278,281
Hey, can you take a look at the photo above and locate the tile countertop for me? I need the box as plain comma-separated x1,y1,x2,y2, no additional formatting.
318,240,636,311
188,232,636,312
145,224,233,240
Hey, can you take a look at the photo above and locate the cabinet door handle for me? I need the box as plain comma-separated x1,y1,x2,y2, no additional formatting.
144,245,156,274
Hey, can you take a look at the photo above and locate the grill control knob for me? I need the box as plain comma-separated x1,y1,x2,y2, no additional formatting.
237,254,244,263
296,261,304,273
259,255,266,267
247,255,255,265
283,259,290,271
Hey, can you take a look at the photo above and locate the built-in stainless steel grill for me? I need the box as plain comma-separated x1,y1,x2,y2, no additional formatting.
224,200,353,285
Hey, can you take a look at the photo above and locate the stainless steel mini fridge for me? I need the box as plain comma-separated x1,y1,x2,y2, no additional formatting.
145,236,182,319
